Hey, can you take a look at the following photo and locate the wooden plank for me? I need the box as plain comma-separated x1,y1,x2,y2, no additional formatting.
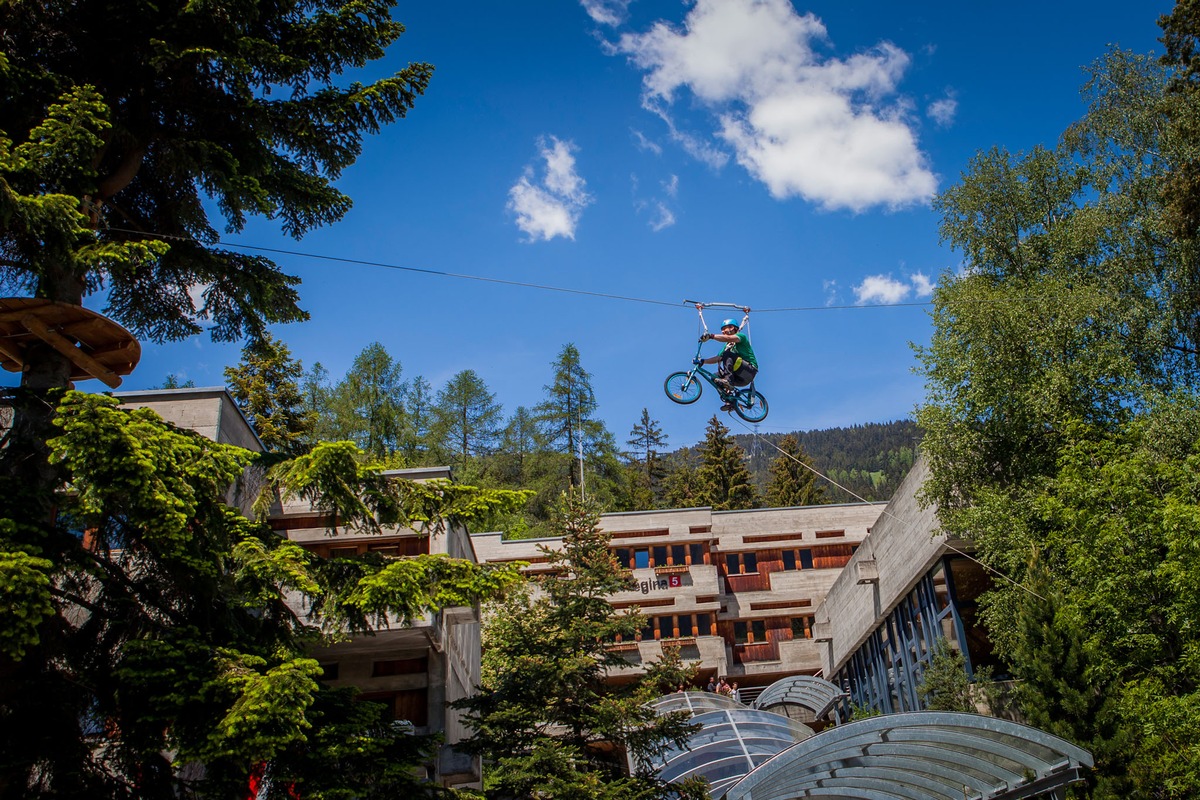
0,337,26,371
20,313,123,388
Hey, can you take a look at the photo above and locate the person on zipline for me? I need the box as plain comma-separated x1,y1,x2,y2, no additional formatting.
697,315,758,412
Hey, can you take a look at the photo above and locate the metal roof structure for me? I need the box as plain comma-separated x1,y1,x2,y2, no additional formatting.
753,675,847,724
648,685,1093,800
721,711,1094,800
647,692,815,797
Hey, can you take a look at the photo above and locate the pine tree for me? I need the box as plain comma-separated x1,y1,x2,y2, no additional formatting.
696,416,758,510
326,342,408,461
400,375,437,465
431,369,503,475
224,333,316,454
763,434,826,507
534,344,605,487
454,491,700,798
627,408,669,508
0,392,529,798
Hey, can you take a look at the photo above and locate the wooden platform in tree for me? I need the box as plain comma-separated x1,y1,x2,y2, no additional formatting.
0,298,141,389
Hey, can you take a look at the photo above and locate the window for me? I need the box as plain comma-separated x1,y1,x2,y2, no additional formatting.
689,543,705,565
372,657,428,677
329,546,358,558
751,620,766,641
790,617,813,639
677,614,693,637
318,663,339,680
640,620,655,641
653,546,668,567
634,549,650,569
799,549,814,570
725,552,758,575
782,550,796,571
670,544,687,565
369,545,399,556
696,613,712,636
657,616,674,638
615,547,632,568
734,621,749,644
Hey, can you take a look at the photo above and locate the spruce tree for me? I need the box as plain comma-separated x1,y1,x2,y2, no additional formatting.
431,369,503,475
454,491,700,799
763,434,826,507
326,342,408,461
0,392,529,798
627,408,669,509
534,344,606,487
696,416,758,510
224,333,316,455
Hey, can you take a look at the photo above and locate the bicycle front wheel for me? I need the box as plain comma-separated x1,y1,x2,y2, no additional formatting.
664,372,702,404
734,390,769,422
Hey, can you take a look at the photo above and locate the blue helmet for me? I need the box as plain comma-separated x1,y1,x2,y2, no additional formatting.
721,318,740,331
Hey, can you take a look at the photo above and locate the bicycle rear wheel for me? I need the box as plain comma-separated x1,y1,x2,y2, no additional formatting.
664,371,702,404
734,390,768,422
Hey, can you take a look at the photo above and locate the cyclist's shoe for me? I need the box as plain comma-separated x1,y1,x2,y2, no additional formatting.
714,376,733,392
720,402,735,412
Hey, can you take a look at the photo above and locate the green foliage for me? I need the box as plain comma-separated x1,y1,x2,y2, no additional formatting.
0,548,54,659
627,408,670,509
915,639,994,713
324,342,409,460
916,44,1200,799
763,435,825,507
695,416,758,510
1,0,430,340
0,392,528,797
225,333,317,454
431,369,504,474
455,491,699,799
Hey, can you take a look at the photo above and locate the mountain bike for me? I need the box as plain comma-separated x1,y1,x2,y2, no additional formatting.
663,339,768,423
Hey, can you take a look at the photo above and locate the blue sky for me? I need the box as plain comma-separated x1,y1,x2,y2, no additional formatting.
38,0,1177,449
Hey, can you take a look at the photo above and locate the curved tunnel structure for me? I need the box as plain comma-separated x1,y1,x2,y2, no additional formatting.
648,680,1093,800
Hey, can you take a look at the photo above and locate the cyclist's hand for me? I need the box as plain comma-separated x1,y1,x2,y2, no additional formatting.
700,333,713,341
692,357,703,365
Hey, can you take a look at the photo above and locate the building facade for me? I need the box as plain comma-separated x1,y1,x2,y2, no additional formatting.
813,456,996,715
113,388,486,789
472,502,885,694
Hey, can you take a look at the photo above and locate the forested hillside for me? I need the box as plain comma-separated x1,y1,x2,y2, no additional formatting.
738,421,922,502
217,334,923,533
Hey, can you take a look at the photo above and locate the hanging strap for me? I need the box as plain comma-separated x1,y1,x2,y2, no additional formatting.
684,300,750,341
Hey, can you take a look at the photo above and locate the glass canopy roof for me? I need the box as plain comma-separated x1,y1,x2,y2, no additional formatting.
647,684,1093,800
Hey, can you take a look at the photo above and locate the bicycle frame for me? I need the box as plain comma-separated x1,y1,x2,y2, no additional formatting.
684,339,753,401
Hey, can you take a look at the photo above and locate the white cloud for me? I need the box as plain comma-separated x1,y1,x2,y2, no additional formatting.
632,129,662,155
853,272,935,304
613,0,937,211
580,0,631,26
631,174,678,232
910,271,935,297
854,274,910,304
650,201,676,231
508,137,593,242
927,93,957,127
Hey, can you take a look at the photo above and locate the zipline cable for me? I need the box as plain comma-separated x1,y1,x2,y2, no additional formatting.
102,228,934,314
729,416,1047,603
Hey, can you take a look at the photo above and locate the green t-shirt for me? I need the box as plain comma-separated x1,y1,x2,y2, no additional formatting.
725,332,758,369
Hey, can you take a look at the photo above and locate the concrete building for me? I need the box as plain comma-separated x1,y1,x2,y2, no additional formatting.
112,388,486,789
471,502,886,695
813,456,996,714
109,387,1000,769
